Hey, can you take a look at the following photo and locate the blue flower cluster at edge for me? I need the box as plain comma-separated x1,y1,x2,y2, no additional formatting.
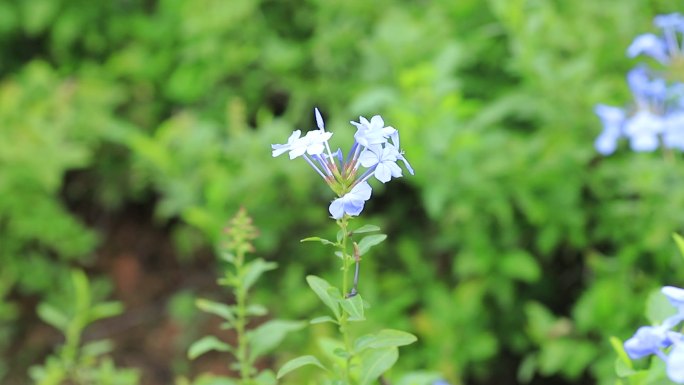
271,109,414,219
595,13,684,155
624,286,684,382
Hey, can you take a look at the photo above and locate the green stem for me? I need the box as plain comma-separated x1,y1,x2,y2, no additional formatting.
338,216,354,384
234,251,251,385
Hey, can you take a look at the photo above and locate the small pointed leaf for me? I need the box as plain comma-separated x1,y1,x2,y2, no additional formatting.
310,315,338,325
196,299,236,323
674,233,684,261
243,259,277,291
306,275,341,319
37,303,69,332
248,320,305,359
358,347,398,385
301,237,336,246
354,329,417,353
276,355,327,379
358,234,387,256
188,336,232,359
89,301,124,323
339,294,365,321
352,225,381,234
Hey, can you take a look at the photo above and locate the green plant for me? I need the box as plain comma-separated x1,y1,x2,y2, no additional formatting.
30,269,139,385
187,208,303,385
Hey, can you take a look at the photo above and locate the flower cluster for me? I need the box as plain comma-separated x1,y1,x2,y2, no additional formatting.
624,286,684,383
272,108,413,219
595,13,684,155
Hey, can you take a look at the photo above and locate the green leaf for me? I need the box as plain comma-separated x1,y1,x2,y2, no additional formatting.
339,294,365,321
357,234,387,256
81,339,115,358
246,304,268,316
306,275,341,319
499,250,540,283
645,288,676,325
88,301,124,323
248,320,305,359
352,224,381,234
196,299,235,323
674,233,684,261
36,303,69,332
71,269,91,314
358,347,398,385
310,315,338,325
188,336,232,359
609,336,633,372
276,355,327,379
243,258,277,291
301,237,336,246
354,329,418,354
254,370,277,385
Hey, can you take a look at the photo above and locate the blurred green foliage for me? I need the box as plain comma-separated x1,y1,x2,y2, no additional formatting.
0,0,683,384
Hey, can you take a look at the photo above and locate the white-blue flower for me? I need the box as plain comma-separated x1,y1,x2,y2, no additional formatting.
628,33,669,64
594,104,625,155
328,182,372,219
358,144,403,183
351,115,397,147
271,129,333,159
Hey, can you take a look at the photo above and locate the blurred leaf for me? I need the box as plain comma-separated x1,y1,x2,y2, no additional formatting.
243,259,277,292
301,237,336,246
357,234,387,256
276,355,327,379
196,299,236,323
310,315,337,325
188,336,232,360
339,294,365,321
306,275,341,319
246,304,268,317
248,319,304,359
88,302,123,323
358,347,398,385
674,233,684,261
353,329,417,354
36,303,68,332
499,250,540,283
352,225,381,234
645,288,676,326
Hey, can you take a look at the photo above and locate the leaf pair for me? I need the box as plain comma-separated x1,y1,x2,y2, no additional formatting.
306,275,365,322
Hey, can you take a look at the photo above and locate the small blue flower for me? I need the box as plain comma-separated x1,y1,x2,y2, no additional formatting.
273,108,412,219
624,325,671,360
628,33,669,63
624,110,663,152
352,115,397,147
594,105,625,155
271,129,333,159
358,144,403,183
663,111,684,150
663,286,684,310
328,182,373,219
432,380,451,385
667,340,684,383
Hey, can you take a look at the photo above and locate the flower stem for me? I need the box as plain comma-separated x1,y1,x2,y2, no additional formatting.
338,216,354,384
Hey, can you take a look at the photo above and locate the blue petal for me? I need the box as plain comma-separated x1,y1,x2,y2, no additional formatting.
667,341,684,383
329,198,345,219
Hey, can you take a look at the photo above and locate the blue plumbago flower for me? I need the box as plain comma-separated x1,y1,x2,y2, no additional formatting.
272,108,413,219
329,181,372,219
594,105,625,155
624,325,672,360
595,13,684,155
625,285,684,384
